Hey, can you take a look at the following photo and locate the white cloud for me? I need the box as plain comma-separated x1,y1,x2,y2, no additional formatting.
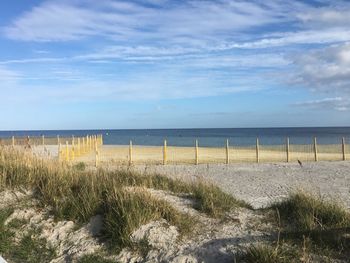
2,0,295,43
0,67,19,81
297,5,350,28
293,97,350,111
290,42,350,95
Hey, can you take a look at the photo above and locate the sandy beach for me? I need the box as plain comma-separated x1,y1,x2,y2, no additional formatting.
31,145,350,209
121,161,350,209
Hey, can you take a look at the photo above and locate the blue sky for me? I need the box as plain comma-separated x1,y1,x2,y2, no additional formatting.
1,0,350,130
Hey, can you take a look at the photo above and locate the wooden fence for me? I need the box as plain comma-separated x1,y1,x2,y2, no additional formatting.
0,134,103,165
89,137,348,166
1,135,349,166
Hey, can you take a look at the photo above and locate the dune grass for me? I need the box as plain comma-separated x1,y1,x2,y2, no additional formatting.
271,192,350,231
78,254,116,263
238,243,301,263
268,191,350,260
0,147,245,251
0,207,56,263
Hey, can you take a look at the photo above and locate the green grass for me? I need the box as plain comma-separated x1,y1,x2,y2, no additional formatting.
0,208,55,263
7,218,28,229
238,243,301,263
191,181,251,217
271,192,350,231
269,191,350,259
102,188,193,249
9,231,56,263
0,148,245,253
0,208,14,255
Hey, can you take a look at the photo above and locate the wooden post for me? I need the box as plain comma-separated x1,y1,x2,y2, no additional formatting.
71,140,75,161
256,138,260,163
226,139,229,164
95,140,99,167
42,135,45,146
101,134,103,145
78,138,81,156
12,136,15,147
314,137,318,162
58,143,62,161
286,137,290,162
342,137,346,161
65,141,69,162
57,135,60,145
195,139,199,165
129,140,133,165
163,140,167,165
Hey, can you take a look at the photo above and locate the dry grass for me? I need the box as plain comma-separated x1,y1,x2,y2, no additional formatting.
0,147,246,251
267,191,350,261
238,243,301,263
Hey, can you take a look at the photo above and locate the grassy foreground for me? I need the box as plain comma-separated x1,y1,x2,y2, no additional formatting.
239,192,350,262
0,148,246,252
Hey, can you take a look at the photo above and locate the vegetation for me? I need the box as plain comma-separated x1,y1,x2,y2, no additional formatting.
0,147,245,251
271,191,350,231
266,191,350,261
238,243,301,263
0,208,56,263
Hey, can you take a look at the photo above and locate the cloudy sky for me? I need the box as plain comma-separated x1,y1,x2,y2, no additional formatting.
1,0,350,130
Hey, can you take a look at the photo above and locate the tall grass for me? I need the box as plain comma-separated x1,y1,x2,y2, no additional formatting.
270,191,350,259
0,147,245,250
271,192,350,231
239,243,301,263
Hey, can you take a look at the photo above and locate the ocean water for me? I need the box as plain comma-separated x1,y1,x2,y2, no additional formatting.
0,127,350,147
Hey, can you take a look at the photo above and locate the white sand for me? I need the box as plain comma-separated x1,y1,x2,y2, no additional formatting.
126,161,350,209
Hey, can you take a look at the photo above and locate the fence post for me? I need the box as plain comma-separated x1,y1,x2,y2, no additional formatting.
78,138,81,156
286,137,290,162
58,143,61,161
226,139,229,164
12,136,15,147
163,140,167,165
342,137,346,161
101,134,103,145
195,139,199,165
71,140,75,161
57,135,60,145
65,141,69,162
256,138,260,163
95,139,99,167
129,140,133,165
314,137,318,162
42,135,45,146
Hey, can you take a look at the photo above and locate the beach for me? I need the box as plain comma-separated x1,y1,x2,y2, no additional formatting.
106,161,350,209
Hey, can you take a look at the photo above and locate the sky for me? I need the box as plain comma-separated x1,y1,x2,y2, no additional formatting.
1,0,350,130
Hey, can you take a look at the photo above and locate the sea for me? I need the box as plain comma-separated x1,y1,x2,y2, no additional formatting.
0,127,350,147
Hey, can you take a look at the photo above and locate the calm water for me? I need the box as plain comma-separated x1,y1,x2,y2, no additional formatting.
0,127,350,146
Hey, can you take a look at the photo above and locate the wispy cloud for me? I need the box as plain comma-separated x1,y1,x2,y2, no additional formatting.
293,97,350,111
289,42,350,95
2,0,297,45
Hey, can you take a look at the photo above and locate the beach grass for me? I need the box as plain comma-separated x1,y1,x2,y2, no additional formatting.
0,207,56,263
0,147,245,251
238,243,301,263
268,191,350,260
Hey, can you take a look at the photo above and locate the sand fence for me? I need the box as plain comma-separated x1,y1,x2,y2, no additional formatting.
0,135,348,166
